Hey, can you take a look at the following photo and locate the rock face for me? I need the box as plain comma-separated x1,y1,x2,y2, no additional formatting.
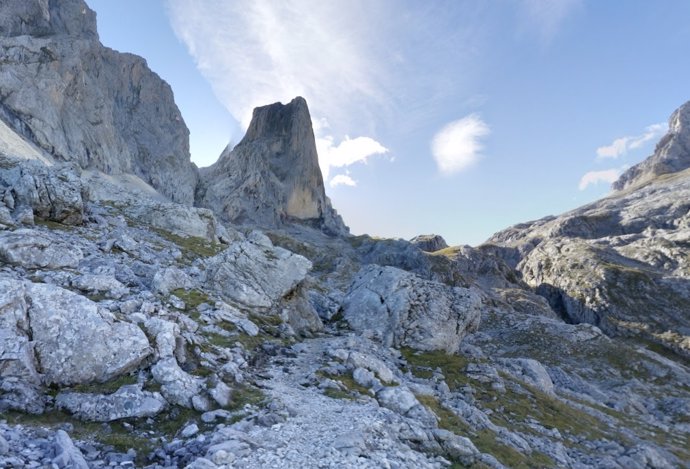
613,101,690,190
342,265,482,353
0,0,197,204
488,118,690,355
196,97,348,235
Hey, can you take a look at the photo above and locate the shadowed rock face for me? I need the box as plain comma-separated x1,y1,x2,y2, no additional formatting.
0,0,197,204
196,97,348,236
613,100,690,191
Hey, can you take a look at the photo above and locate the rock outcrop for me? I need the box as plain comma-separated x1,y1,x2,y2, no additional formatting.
0,0,197,204
613,100,690,190
410,234,448,252
342,265,482,353
487,105,690,356
196,97,348,235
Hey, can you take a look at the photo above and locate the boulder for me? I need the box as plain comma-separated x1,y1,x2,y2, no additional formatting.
205,233,311,309
27,282,150,385
56,384,166,421
0,229,82,269
343,265,482,353
151,357,204,409
52,430,89,469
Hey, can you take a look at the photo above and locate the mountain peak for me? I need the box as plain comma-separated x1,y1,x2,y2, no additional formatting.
613,100,690,190
197,97,349,235
0,0,97,39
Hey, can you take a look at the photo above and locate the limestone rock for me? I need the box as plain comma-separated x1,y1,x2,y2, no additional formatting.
614,101,690,190
0,229,82,269
0,159,85,225
410,234,448,252
151,357,204,409
342,265,482,353
152,267,195,296
52,430,89,469
196,97,348,235
27,282,150,385
204,233,311,309
56,384,166,422
0,0,197,204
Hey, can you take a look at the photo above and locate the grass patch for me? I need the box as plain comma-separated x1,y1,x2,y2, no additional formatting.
152,228,223,261
69,373,139,395
416,395,554,468
34,219,77,231
401,348,470,388
227,384,266,411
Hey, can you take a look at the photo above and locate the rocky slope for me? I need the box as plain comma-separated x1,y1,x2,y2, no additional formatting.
0,0,197,204
486,101,690,357
196,97,348,236
0,2,689,468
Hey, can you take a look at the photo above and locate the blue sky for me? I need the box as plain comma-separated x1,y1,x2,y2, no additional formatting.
87,0,690,246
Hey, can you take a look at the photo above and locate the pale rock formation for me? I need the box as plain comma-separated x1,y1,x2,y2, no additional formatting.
0,0,197,204
613,100,690,190
410,234,449,252
56,384,166,422
342,265,482,353
196,97,348,235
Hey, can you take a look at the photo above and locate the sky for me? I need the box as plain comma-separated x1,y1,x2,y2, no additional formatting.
87,0,690,246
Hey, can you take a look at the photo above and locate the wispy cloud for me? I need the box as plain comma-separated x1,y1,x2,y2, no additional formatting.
578,168,621,190
431,115,490,175
329,174,357,188
516,0,582,41
596,123,667,159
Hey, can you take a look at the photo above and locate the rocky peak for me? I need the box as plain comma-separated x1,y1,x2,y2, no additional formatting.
0,0,97,39
613,100,690,190
196,97,348,235
0,0,197,205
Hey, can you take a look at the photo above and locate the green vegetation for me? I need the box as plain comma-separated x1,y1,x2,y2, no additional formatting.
34,218,77,231
69,373,139,395
151,227,224,261
318,370,371,398
416,394,554,468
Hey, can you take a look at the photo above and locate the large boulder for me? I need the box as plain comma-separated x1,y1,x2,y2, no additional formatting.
56,384,166,422
26,282,150,385
196,97,348,235
410,234,448,252
342,265,482,353
0,0,197,204
204,231,312,309
0,229,83,269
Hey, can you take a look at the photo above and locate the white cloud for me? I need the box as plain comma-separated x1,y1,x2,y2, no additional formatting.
315,132,389,182
517,0,582,41
596,123,668,159
431,115,490,175
166,0,385,131
329,174,357,188
578,168,621,190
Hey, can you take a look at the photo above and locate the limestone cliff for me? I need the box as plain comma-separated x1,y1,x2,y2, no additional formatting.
196,97,348,235
613,100,690,190
0,0,197,204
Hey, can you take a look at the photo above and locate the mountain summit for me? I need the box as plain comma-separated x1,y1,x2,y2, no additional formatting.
196,97,348,235
613,100,690,190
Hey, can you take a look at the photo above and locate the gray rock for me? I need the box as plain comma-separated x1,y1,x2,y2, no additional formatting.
196,97,348,235
376,386,420,415
0,229,82,269
181,423,200,438
52,430,89,469
151,357,204,408
204,235,311,309
56,384,166,421
496,358,554,395
0,160,85,225
345,351,395,384
0,434,8,456
152,267,195,296
0,0,198,204
352,367,379,389
71,273,128,299
145,318,181,359
343,265,482,353
410,234,449,252
433,428,479,461
614,101,690,190
27,282,150,385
